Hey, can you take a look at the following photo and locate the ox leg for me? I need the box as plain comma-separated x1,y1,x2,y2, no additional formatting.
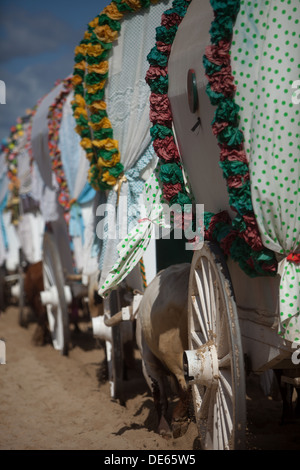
136,318,171,437
140,348,172,437
70,298,80,332
149,369,171,438
171,375,191,438
31,288,50,346
24,262,50,347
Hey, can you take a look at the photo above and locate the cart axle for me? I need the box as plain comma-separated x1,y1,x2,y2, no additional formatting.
92,315,112,343
40,285,72,307
183,341,219,387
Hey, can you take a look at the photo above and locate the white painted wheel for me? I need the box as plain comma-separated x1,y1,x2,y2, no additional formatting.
18,250,27,328
42,232,70,356
184,242,246,450
102,289,135,405
0,265,6,313
108,289,126,405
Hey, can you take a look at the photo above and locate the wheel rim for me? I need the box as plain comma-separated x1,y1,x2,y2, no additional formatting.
42,232,69,355
0,266,5,313
109,289,125,405
18,250,27,328
43,263,64,351
18,267,26,328
186,242,246,450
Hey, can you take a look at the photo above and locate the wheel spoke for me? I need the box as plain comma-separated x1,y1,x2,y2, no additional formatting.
194,269,210,339
192,383,203,421
207,262,217,335
213,394,222,450
43,263,52,289
204,386,217,450
198,386,211,420
216,308,229,359
219,369,233,401
191,294,209,343
218,353,231,369
200,258,214,335
216,390,232,450
42,232,69,355
216,392,226,449
191,330,204,348
218,376,234,448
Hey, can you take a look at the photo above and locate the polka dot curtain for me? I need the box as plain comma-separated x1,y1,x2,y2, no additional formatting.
231,0,300,342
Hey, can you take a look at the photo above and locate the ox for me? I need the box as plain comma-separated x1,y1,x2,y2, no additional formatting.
24,261,50,346
135,263,191,438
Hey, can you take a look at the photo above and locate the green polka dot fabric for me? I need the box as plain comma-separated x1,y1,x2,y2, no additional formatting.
231,0,300,342
99,163,170,298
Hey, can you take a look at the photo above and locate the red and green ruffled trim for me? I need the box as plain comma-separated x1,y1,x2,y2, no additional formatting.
47,77,74,225
146,0,195,231
4,109,36,224
146,0,277,277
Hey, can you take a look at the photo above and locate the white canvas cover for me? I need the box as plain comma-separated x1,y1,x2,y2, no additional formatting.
30,82,74,273
97,0,171,289
31,82,64,222
58,90,96,272
16,118,45,264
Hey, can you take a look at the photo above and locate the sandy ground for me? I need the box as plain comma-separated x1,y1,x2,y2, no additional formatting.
1,306,300,451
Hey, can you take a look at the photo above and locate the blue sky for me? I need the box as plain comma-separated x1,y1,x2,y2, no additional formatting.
0,0,110,141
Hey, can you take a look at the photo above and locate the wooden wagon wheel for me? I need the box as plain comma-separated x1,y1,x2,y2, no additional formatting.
18,263,26,327
184,241,246,450
18,249,27,328
0,265,6,313
106,289,127,406
42,231,70,356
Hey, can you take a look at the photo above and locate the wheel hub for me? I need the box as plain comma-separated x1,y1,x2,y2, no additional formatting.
184,341,219,387
40,285,72,307
92,315,112,342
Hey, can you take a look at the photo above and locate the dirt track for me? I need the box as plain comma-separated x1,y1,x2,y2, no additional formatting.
1,306,300,451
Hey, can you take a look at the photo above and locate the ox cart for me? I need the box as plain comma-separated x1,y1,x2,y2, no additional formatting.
0,137,20,313
29,76,99,356
0,111,44,327
94,0,300,451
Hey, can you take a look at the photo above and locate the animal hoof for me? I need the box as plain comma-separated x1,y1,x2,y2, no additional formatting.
159,429,172,440
172,419,189,438
158,416,172,439
31,325,51,347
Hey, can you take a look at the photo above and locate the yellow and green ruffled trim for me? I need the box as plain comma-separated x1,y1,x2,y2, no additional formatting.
72,0,160,191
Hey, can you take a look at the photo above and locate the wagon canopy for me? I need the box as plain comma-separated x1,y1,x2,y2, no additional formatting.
31,81,65,223
31,78,96,273
2,111,43,268
72,0,173,287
